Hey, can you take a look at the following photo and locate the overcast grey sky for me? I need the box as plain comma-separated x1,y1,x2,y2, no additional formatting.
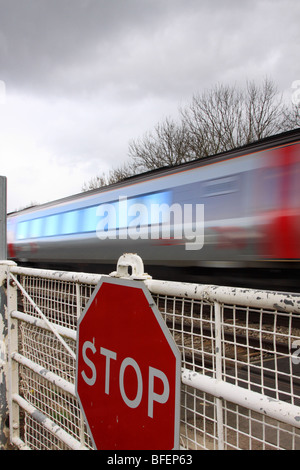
0,0,299,212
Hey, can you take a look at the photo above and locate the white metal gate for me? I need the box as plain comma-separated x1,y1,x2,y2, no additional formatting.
1,254,300,450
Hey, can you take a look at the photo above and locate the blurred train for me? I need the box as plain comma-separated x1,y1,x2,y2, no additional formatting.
7,128,300,289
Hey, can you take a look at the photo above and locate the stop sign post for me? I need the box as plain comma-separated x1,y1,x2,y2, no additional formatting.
76,277,181,450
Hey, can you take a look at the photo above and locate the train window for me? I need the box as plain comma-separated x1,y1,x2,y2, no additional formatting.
16,220,30,240
61,210,80,235
29,217,43,238
261,167,281,210
81,206,98,232
43,214,61,237
201,175,242,220
126,191,172,227
203,176,239,197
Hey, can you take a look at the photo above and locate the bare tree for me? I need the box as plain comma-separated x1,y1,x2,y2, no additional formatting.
82,78,299,191
282,103,300,131
82,174,108,191
181,83,244,157
242,79,284,142
82,163,134,192
181,78,285,158
128,117,191,172
128,78,287,169
106,162,135,184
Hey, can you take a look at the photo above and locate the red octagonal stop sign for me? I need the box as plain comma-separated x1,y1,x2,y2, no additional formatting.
76,277,181,450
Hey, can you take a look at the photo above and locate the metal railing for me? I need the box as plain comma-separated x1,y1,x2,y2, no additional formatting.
1,254,300,450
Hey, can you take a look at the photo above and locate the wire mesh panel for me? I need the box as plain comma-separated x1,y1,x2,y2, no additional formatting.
9,270,98,450
150,290,300,450
19,365,80,450
180,386,218,450
154,295,216,376
219,304,300,405
4,262,300,451
221,401,300,450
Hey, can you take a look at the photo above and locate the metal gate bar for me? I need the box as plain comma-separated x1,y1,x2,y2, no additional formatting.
1,255,300,450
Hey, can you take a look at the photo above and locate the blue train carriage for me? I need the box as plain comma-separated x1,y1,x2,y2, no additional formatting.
7,128,300,270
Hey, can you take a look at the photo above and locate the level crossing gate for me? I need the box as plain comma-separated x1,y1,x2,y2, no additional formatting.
1,254,300,450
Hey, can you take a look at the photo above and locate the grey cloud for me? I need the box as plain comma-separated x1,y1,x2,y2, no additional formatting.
1,0,299,106
1,0,300,212
0,0,187,94
1,0,254,98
